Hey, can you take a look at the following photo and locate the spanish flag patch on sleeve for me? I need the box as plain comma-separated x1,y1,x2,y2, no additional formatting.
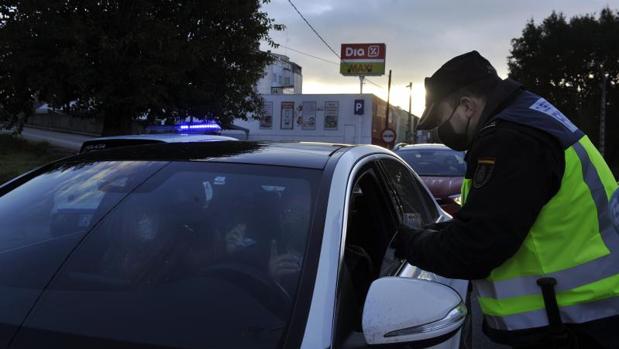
473,157,495,189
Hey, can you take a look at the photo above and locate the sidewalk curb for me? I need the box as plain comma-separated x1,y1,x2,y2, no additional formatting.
24,124,101,137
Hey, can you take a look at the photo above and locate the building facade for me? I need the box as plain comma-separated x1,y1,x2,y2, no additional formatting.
227,94,416,148
256,54,303,95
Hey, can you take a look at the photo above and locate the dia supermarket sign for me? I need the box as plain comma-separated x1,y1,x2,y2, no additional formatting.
340,43,386,76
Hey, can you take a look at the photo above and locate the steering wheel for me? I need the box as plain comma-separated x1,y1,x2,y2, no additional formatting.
200,262,293,320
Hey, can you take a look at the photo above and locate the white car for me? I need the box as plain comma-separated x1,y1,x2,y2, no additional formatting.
0,141,469,349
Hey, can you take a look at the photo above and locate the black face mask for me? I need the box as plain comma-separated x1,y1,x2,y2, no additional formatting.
436,104,472,151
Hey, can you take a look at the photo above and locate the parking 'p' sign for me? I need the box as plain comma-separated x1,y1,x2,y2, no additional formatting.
354,99,365,115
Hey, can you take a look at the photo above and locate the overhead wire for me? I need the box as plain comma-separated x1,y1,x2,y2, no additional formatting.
287,0,340,59
276,45,339,65
365,78,384,89
285,0,386,91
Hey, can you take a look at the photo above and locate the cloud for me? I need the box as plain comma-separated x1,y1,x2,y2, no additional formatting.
262,0,619,111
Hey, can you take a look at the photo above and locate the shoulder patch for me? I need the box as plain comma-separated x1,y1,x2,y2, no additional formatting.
473,157,495,189
529,98,578,132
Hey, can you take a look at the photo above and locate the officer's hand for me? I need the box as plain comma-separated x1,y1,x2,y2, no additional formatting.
392,224,422,260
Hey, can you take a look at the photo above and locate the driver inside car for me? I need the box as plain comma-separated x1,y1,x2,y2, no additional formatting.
100,203,163,283
99,200,189,286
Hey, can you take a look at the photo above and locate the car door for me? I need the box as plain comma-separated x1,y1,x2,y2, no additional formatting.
332,158,401,348
332,154,467,349
300,150,467,349
333,155,466,349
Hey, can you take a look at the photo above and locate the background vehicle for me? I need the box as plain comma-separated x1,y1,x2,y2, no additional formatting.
79,133,237,153
396,144,466,215
0,141,468,349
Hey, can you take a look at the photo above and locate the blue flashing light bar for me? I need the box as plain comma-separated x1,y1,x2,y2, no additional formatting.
176,120,222,133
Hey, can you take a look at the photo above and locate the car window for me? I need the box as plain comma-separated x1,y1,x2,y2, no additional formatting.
14,162,320,349
397,148,466,177
380,158,439,225
0,161,164,348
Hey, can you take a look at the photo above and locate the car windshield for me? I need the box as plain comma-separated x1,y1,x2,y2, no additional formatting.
0,160,166,347
397,148,466,177
0,160,320,349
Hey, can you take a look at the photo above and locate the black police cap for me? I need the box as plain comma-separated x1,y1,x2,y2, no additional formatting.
418,51,499,130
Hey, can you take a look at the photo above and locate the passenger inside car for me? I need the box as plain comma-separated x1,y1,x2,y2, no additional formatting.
208,185,311,296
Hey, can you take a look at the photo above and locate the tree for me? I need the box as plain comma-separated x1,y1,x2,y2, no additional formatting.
0,1,279,135
508,8,619,175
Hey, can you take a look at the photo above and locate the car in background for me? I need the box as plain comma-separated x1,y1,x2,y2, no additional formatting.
0,141,469,349
396,144,466,215
79,133,237,153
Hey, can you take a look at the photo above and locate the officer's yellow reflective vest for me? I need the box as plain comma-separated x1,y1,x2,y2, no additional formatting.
461,91,619,331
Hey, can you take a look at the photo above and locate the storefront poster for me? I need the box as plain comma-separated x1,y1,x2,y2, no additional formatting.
260,101,273,128
324,101,339,130
280,102,294,129
300,101,317,130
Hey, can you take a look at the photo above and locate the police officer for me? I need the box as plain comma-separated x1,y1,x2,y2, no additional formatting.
393,51,619,348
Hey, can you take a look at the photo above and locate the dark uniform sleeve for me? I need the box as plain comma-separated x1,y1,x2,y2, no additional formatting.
401,122,565,279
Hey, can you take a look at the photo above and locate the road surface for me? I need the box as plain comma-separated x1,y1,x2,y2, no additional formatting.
21,127,93,151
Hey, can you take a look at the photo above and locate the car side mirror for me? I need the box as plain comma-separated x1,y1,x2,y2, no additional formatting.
362,277,466,347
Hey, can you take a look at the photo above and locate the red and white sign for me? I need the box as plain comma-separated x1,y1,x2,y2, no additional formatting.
381,128,396,144
341,43,386,60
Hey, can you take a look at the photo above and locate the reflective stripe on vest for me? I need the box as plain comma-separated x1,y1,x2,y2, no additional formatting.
483,296,619,331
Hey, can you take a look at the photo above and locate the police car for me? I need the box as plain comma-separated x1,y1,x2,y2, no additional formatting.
0,141,469,349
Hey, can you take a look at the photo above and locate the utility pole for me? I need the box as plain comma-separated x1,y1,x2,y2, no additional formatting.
600,73,608,157
406,82,413,143
385,69,392,129
359,76,365,94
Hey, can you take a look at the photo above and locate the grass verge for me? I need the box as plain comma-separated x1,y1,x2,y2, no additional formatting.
0,134,73,184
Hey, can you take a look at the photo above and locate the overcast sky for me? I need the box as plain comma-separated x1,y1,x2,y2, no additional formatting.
261,0,619,115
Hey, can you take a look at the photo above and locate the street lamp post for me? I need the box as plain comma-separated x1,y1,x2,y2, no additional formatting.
406,82,413,143
385,70,392,130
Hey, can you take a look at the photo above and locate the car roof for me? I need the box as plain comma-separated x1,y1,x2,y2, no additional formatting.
69,141,352,170
396,143,452,151
87,133,238,143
